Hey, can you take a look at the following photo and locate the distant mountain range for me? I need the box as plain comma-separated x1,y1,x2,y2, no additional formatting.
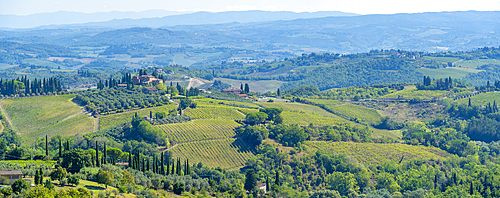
0,11,499,54
0,10,358,29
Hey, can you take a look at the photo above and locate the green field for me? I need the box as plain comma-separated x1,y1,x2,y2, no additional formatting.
421,56,461,63
2,94,82,133
158,119,240,143
454,59,500,69
22,114,94,144
23,58,64,68
457,92,500,106
184,107,245,120
306,141,450,166
194,98,260,108
259,101,343,119
380,88,448,99
417,67,481,79
215,78,285,93
0,160,56,167
99,105,177,130
329,104,382,125
281,111,343,126
169,138,255,168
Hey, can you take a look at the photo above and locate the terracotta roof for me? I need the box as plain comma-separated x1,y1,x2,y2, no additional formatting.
143,87,158,91
0,170,22,175
257,182,266,187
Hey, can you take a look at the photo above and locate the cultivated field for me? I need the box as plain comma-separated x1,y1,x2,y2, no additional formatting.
169,138,255,169
184,107,245,120
328,104,382,125
159,119,240,143
281,111,343,126
306,141,450,166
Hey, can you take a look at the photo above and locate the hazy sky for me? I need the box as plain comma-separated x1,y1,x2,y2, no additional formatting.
1,0,500,15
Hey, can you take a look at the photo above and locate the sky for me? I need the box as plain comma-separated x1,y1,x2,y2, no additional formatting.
1,0,500,15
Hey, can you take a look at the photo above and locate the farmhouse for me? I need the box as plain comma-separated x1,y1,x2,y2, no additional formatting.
257,182,267,193
133,75,163,86
0,170,22,184
221,88,242,94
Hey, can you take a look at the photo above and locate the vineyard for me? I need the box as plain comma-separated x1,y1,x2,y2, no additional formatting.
281,111,343,126
184,107,245,120
306,141,450,166
99,105,177,130
158,119,240,143
169,138,255,168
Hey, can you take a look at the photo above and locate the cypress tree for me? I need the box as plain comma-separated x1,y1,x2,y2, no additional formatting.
244,83,250,93
277,88,280,96
266,176,270,192
186,159,189,175
147,158,150,171
166,154,170,176
161,152,165,175
34,169,40,185
470,182,474,195
142,159,145,172
150,111,153,119
45,135,48,156
275,170,280,186
96,141,100,167
39,168,44,185
103,142,107,164
59,139,62,158
66,140,70,151
469,98,472,107
129,153,132,168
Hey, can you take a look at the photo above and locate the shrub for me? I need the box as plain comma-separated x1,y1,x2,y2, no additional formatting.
173,182,185,195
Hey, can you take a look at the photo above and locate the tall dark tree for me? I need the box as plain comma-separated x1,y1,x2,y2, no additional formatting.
59,139,62,158
244,83,250,93
95,141,100,167
275,170,280,186
45,135,48,156
161,152,165,175
128,153,132,168
103,142,107,164
469,98,472,107
277,88,280,96
244,169,257,193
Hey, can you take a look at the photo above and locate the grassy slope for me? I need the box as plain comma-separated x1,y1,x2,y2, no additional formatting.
457,92,500,106
22,114,94,144
329,104,383,125
417,67,481,79
261,101,401,139
306,141,450,166
380,88,448,99
2,94,82,134
99,105,177,130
